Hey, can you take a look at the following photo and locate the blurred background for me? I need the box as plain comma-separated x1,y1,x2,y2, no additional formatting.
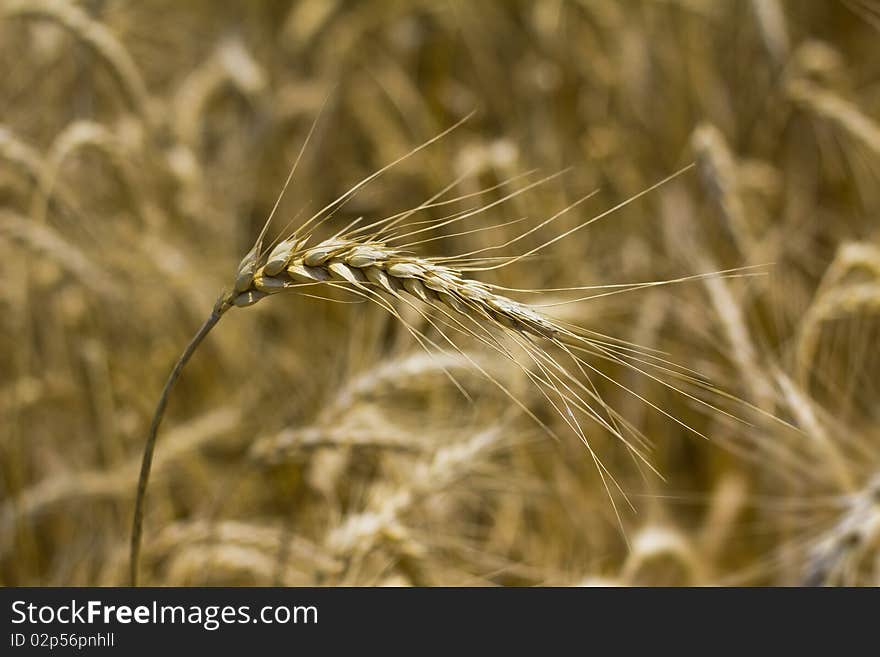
1,0,878,586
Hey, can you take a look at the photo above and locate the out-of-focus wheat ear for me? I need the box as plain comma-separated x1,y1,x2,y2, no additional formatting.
96,521,301,585
324,425,502,561
796,242,880,389
129,302,229,586
250,425,425,464
173,37,267,151
789,40,845,84
621,525,707,586
281,0,340,55
814,242,880,298
380,523,434,587
31,120,157,228
163,544,315,586
787,78,880,155
5,0,155,130
1,125,80,220
129,520,342,586
0,210,120,300
796,282,880,390
750,0,789,65
0,125,45,185
691,124,753,255
802,476,880,586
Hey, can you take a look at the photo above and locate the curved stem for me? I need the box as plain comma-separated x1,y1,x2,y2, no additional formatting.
129,308,225,586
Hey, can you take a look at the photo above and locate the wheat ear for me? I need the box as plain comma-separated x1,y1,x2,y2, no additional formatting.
130,231,567,584
0,210,120,299
803,476,880,586
6,0,154,128
787,78,880,155
128,101,327,585
129,102,709,584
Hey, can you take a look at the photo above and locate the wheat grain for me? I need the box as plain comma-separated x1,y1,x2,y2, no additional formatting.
225,237,564,339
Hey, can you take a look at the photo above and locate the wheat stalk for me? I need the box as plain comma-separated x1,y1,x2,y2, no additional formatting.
774,370,855,492
128,170,727,582
691,123,752,255
128,107,727,584
0,125,45,185
128,231,570,582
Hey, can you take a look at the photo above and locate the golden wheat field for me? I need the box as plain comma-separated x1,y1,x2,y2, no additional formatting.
1,0,879,588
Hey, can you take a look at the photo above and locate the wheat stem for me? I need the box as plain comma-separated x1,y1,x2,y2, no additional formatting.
129,305,226,586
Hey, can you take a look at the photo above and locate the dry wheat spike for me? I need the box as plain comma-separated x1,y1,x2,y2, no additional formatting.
129,114,749,585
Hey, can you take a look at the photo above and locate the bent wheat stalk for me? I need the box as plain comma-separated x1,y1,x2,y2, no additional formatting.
130,231,568,583
129,312,224,585
130,116,739,585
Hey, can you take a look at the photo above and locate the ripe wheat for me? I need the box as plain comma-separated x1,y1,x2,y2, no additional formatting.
128,114,740,585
